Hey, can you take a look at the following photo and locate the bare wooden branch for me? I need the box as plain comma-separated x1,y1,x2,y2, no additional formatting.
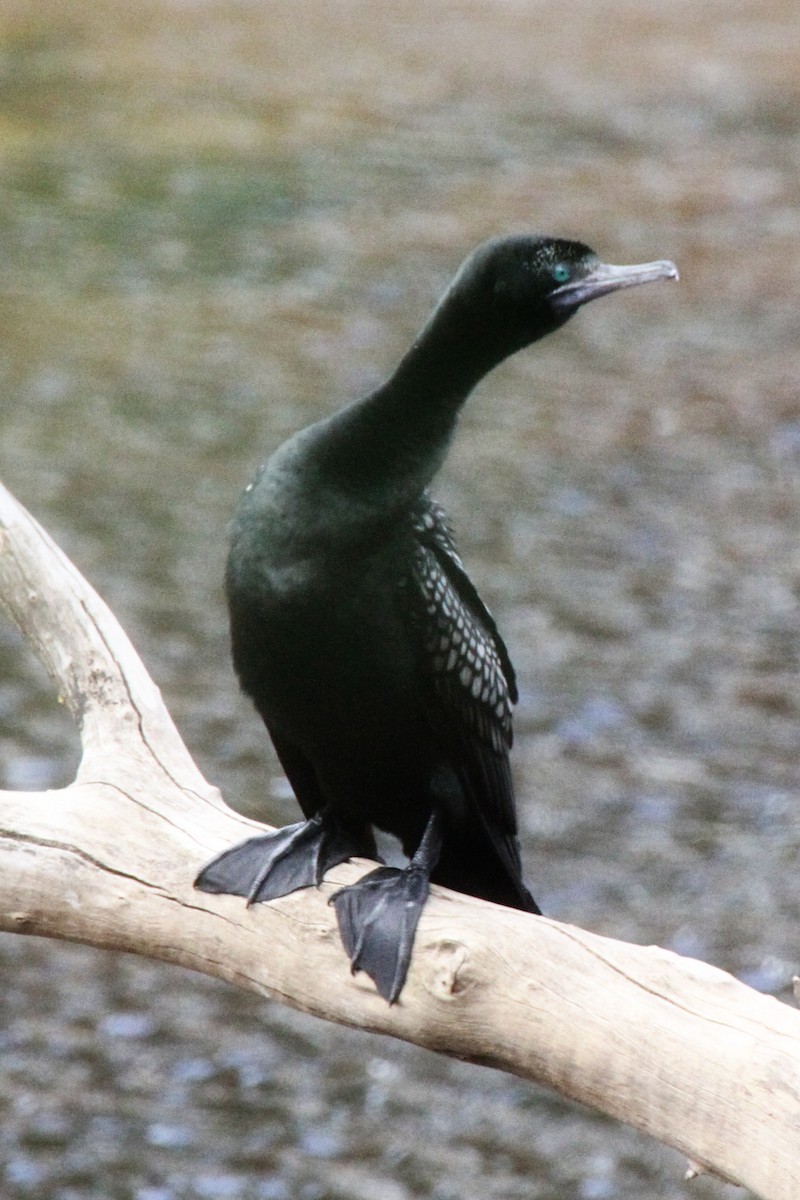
1,477,799,1199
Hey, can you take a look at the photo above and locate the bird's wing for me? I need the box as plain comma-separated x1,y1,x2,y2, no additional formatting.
406,498,522,851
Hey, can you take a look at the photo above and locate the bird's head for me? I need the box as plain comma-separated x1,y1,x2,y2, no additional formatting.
445,234,678,360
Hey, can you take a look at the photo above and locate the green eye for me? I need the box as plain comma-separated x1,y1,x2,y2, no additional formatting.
551,263,571,284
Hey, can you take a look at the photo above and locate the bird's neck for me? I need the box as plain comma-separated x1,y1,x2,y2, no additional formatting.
246,288,536,558
310,292,519,510
391,281,526,405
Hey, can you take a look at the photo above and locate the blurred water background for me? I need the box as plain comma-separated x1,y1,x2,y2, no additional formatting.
1,1,799,1196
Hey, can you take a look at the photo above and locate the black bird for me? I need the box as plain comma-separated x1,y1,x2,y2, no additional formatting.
195,234,678,1002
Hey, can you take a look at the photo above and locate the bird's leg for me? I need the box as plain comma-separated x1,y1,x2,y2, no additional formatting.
330,809,443,1004
194,808,377,905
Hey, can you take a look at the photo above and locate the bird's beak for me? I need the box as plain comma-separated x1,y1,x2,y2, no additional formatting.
550,258,679,311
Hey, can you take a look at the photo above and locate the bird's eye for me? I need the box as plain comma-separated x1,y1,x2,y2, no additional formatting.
551,264,571,284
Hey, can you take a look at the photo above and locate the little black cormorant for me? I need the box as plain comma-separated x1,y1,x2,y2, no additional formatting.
195,234,678,1002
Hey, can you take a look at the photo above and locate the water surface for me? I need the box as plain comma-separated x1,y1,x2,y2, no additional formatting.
1,1,799,1196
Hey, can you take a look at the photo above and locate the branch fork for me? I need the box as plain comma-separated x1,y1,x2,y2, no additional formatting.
1,479,798,1198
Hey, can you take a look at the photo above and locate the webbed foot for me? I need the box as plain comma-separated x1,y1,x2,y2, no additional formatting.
332,864,430,1003
194,810,374,904
330,810,443,1004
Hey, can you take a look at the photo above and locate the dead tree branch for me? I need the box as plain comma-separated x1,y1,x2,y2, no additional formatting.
1,478,798,1199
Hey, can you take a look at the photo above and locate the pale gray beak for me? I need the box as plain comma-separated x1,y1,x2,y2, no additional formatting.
550,258,679,311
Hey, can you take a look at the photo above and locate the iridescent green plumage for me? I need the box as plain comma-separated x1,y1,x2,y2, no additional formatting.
196,235,677,1001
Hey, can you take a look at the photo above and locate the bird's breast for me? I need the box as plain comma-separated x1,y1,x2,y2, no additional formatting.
229,544,421,738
